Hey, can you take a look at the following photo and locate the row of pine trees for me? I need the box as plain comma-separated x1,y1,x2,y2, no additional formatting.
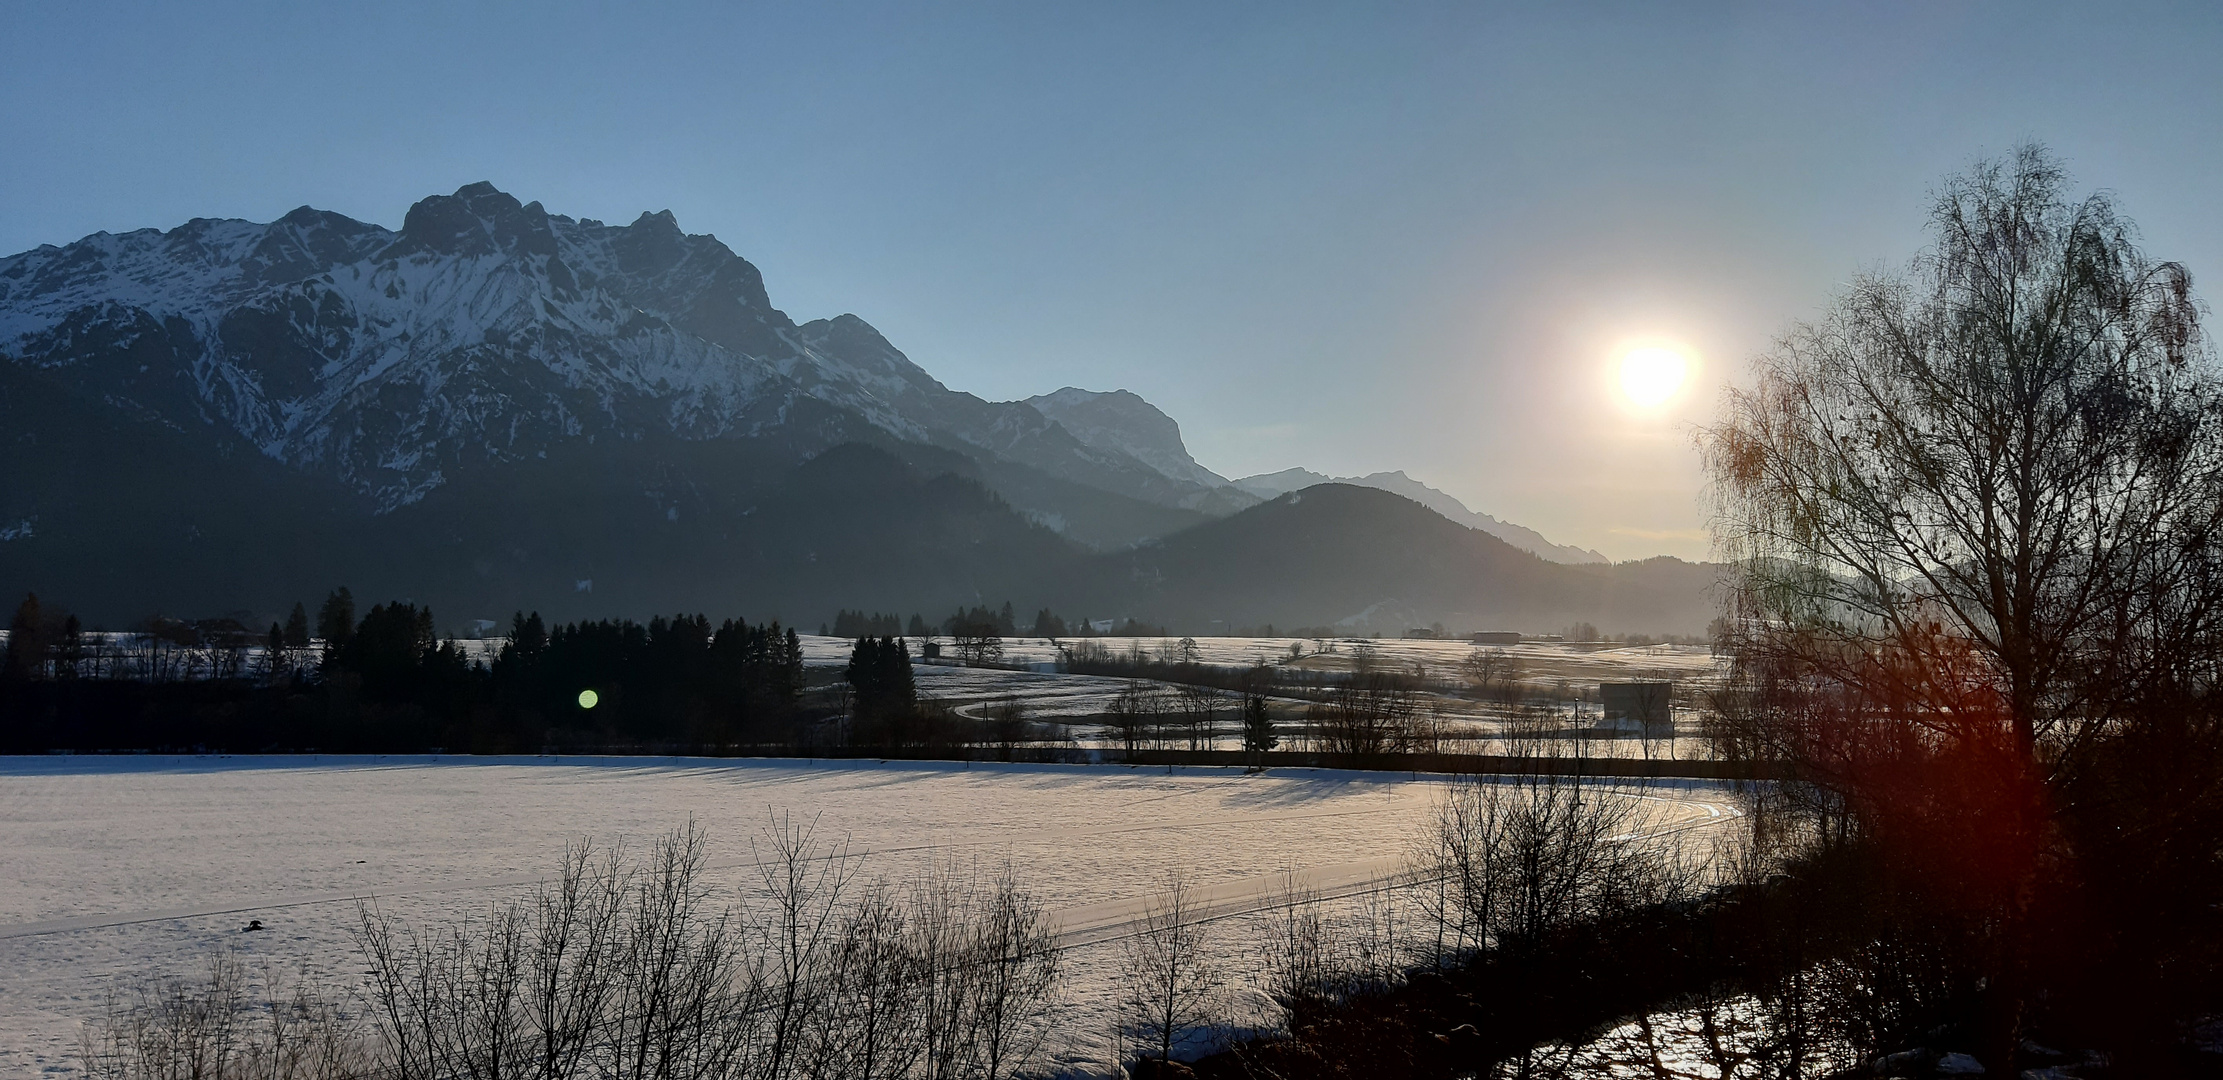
0,589,811,754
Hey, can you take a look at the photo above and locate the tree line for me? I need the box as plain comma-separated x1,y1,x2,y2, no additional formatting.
0,589,811,754
820,602,1172,643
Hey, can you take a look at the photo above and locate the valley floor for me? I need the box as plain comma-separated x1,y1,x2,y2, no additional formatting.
0,755,1737,1076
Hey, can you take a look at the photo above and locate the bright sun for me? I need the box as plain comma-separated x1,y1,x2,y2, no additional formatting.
1619,346,1689,408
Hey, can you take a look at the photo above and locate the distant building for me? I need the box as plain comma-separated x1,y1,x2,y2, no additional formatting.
1404,628,1437,639
1470,631,1521,645
1600,681,1674,736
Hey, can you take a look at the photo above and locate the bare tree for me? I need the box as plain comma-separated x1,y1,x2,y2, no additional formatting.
1256,875,1331,1030
1117,872,1224,1070
751,814,857,1079
108,820,1069,1080
951,630,1004,668
527,842,629,1080
1173,683,1221,750
1311,672,1421,755
1106,681,1157,759
1175,636,1202,664
1420,765,1687,963
356,823,758,1080
81,950,369,1080
907,862,979,1080
611,823,746,1080
1700,144,2223,1069
962,864,1064,1080
1704,143,2223,776
1461,648,1525,705
983,695,1028,760
806,883,921,1080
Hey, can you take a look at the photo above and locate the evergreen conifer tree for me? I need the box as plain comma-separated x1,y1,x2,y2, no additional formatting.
4,593,45,681
283,603,311,648
510,611,548,657
846,635,916,731
882,635,914,708
1241,666,1278,758
54,614,83,679
316,587,356,652
266,622,287,680
781,626,804,697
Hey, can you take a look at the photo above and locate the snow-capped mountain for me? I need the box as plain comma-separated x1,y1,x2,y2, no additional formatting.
1231,468,1610,564
0,183,1221,516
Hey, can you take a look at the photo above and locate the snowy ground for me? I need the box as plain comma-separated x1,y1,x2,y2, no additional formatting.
0,755,1739,1076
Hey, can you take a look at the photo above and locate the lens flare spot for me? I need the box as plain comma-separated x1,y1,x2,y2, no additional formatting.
578,689,599,709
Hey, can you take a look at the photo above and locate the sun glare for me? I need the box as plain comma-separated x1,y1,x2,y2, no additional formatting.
1618,346,1689,408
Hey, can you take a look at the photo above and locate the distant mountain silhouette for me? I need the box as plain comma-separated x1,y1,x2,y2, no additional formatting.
1231,469,1609,565
1056,484,1715,634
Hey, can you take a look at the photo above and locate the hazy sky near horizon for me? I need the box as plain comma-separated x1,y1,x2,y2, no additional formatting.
6,2,2222,561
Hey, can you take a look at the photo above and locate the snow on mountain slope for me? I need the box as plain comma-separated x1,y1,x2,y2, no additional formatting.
0,183,1230,514
1231,468,1610,564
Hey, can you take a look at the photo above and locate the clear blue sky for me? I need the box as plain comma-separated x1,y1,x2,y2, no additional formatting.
6,1,2221,560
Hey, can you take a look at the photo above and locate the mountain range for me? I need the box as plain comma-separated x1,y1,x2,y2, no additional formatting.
0,183,1715,633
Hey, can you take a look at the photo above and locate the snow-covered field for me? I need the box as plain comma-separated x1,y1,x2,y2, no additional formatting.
0,755,1739,1075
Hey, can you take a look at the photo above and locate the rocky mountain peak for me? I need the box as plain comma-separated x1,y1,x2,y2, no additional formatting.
394,182,557,260
629,208,683,235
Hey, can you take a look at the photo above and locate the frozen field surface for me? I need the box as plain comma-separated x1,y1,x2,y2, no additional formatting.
0,755,1737,1075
